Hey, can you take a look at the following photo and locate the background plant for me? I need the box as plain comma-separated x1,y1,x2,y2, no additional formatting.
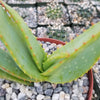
69,0,83,2
0,0,100,85
46,1,63,20
46,1,69,42
77,6,93,20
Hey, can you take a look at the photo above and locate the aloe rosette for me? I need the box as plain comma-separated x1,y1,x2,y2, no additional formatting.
0,0,100,85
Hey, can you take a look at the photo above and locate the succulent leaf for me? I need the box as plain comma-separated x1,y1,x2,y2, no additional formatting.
0,0,47,72
43,22,100,70
0,1,46,81
0,49,37,82
43,32,100,83
0,69,33,85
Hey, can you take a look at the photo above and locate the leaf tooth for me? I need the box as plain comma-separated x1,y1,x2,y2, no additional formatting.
75,49,78,52
76,34,79,37
25,36,28,39
65,41,68,44
83,28,86,32
91,22,95,26
92,35,95,38
21,28,24,32
10,51,13,54
83,42,86,45
5,42,8,46
0,35,3,38
14,58,17,62
33,53,35,57
30,47,32,50
16,20,18,23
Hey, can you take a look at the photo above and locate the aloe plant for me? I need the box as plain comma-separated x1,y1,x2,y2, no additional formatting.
0,0,100,85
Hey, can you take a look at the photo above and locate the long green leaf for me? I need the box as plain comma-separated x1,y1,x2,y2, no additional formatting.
43,22,100,70
0,69,33,86
0,49,36,82
42,31,100,83
0,2,46,81
0,0,47,72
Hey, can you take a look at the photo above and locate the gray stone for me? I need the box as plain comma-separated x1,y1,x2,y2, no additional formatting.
43,83,52,90
98,60,100,65
79,87,84,93
32,88,37,95
54,87,62,93
44,89,53,96
83,79,89,86
62,87,69,94
12,88,20,95
0,96,5,100
36,86,43,94
31,95,36,99
18,93,26,100
0,88,6,96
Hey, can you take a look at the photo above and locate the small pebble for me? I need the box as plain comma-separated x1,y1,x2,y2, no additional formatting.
52,94,59,100
44,89,53,96
2,83,9,89
36,94,45,100
59,91,65,100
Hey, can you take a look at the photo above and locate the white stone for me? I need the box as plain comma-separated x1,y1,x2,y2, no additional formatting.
64,94,70,100
79,97,85,100
59,91,65,100
20,85,26,93
11,92,17,99
6,94,11,100
36,94,45,100
6,87,12,94
78,79,83,86
72,89,79,95
2,83,9,89
25,90,32,98
52,94,59,100
18,93,25,100
34,82,41,87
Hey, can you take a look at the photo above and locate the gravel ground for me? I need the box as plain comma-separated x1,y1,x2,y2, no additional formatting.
13,7,37,28
93,62,100,89
67,3,97,26
7,0,36,4
37,5,70,25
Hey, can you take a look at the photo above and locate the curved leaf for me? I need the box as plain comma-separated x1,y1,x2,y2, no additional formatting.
0,3,46,81
0,69,33,86
43,22,100,70
43,32,100,83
